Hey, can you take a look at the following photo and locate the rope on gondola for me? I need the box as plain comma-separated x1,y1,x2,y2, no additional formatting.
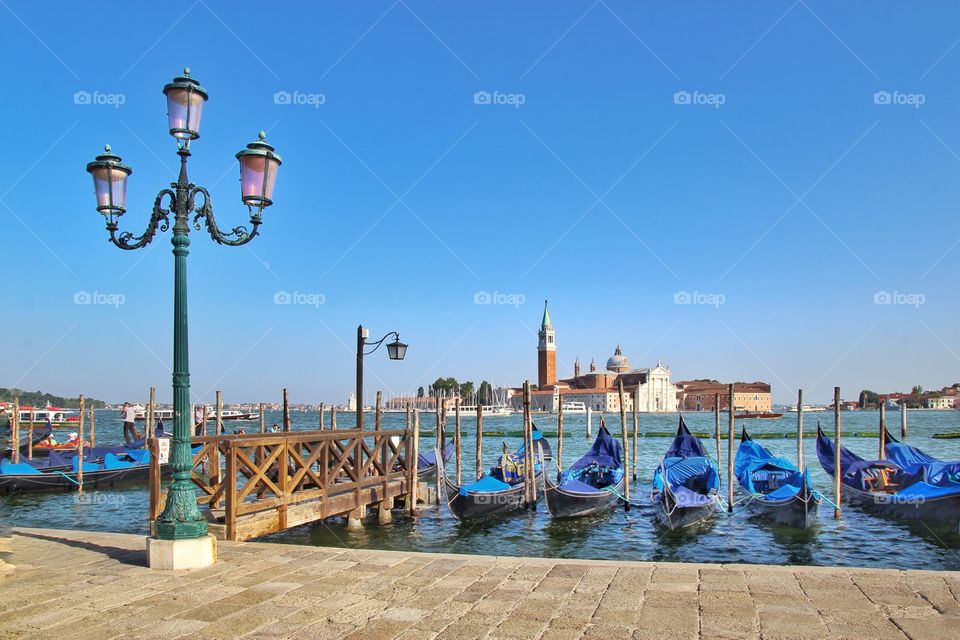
53,470,82,486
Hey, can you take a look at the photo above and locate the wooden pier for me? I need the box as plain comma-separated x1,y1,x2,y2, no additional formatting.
148,427,418,542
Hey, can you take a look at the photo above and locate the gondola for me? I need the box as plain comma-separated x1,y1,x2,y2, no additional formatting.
816,426,960,532
439,427,552,520
0,449,158,495
417,436,455,479
735,428,820,528
1,426,53,456
882,429,960,483
651,416,720,530
544,423,624,518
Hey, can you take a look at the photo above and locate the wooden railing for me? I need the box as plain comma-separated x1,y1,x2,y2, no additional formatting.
149,428,413,540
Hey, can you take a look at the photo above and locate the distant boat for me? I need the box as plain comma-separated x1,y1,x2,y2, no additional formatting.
786,405,827,413
205,409,258,421
560,401,587,414
13,406,81,429
134,406,174,422
445,405,512,417
735,411,783,419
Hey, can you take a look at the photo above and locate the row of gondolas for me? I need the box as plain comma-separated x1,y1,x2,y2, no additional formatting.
432,416,960,533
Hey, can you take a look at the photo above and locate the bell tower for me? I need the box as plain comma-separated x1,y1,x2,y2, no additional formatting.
537,300,556,388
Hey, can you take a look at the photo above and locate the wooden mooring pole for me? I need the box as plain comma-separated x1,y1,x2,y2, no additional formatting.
319,403,325,430
834,386,842,519
727,384,734,512
618,380,630,510
455,397,462,485
147,387,156,439
77,395,85,493
556,400,564,473
632,386,639,480
331,405,337,430
714,393,721,468
586,406,592,440
523,381,536,507
435,397,442,505
797,389,804,469
476,403,484,480
88,405,95,449
11,398,19,465
283,388,290,432
216,391,223,436
879,402,887,459
900,402,907,438
27,407,34,460
259,403,265,434
410,409,420,517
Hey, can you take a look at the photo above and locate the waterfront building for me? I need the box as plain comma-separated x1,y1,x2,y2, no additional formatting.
676,380,772,412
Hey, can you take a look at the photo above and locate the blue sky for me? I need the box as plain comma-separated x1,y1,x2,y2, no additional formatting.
1,1,958,406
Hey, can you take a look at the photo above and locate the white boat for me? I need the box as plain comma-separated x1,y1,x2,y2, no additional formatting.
785,405,827,413
560,401,587,414
134,406,174,421
203,408,258,421
445,405,513,417
13,406,81,428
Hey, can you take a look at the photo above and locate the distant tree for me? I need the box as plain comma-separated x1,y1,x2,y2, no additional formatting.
459,381,475,400
427,385,434,397
859,390,879,409
911,385,924,396
417,386,425,398
477,381,493,405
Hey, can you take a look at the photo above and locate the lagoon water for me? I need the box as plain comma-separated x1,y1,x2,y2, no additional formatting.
3,408,959,570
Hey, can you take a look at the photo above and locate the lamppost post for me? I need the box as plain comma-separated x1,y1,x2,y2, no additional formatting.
356,327,409,432
86,69,282,565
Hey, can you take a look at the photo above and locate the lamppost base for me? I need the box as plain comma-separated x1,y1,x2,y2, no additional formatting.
147,534,217,570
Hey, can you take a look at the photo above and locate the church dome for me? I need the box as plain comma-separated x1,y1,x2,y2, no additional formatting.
606,345,630,373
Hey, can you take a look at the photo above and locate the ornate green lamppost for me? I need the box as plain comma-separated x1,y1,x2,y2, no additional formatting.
86,69,281,561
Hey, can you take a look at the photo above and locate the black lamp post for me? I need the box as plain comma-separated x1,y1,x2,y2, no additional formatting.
86,68,282,542
356,325,407,430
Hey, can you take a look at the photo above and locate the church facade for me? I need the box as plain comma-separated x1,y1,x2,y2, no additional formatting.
525,301,679,413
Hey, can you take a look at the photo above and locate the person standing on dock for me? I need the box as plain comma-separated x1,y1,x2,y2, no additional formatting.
120,402,137,443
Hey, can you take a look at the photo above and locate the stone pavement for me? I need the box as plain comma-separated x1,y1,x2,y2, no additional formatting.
1,528,959,640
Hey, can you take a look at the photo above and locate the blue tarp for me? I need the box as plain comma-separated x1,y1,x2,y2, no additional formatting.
0,460,41,475
71,458,101,473
560,425,624,491
652,416,718,504
735,432,807,499
459,474,511,496
570,425,622,472
665,416,707,458
103,453,135,469
884,430,960,487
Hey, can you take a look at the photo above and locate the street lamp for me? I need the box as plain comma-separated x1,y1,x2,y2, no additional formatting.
356,325,407,430
86,68,282,564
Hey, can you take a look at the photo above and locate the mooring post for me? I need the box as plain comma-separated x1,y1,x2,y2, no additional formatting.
632,385,639,480
259,403,265,434
28,407,34,460
714,393,721,468
283,388,290,432
900,402,907,438
797,389,804,470
319,403,325,430
523,381,537,506
216,391,223,436
375,391,382,433
147,387,156,439
476,403,484,480
879,402,887,459
834,386,842,519
10,398,18,465
435,397,442,505
77,395,85,494
618,380,630,511
455,397,462,485
375,390,390,523
727,384,734,513
88,405,95,449
586,406,593,440
410,409,420,517
557,400,564,473
201,404,208,436
331,405,337,430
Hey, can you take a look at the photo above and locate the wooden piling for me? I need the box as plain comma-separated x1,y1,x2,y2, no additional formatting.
216,391,223,435
319,403,325,430
27,407,34,460
618,380,630,510
147,387,156,438
455,397,462,485
375,391,382,432
586,406,593,440
435,397,442,505
714,393,721,468
557,400,564,473
797,389,804,469
632,386,639,480
200,405,208,436
523,381,537,506
77,395,85,493
410,409,420,516
879,402,887,459
283,388,290,432
11,398,19,465
259,403,265,434
476,403,484,480
88,405,95,449
833,386,842,519
900,402,907,438
727,384,734,513
331,405,337,430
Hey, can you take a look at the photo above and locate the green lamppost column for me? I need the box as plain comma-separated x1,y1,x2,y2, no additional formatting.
85,69,283,565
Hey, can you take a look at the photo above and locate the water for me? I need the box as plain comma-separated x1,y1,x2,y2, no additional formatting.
3,408,959,570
